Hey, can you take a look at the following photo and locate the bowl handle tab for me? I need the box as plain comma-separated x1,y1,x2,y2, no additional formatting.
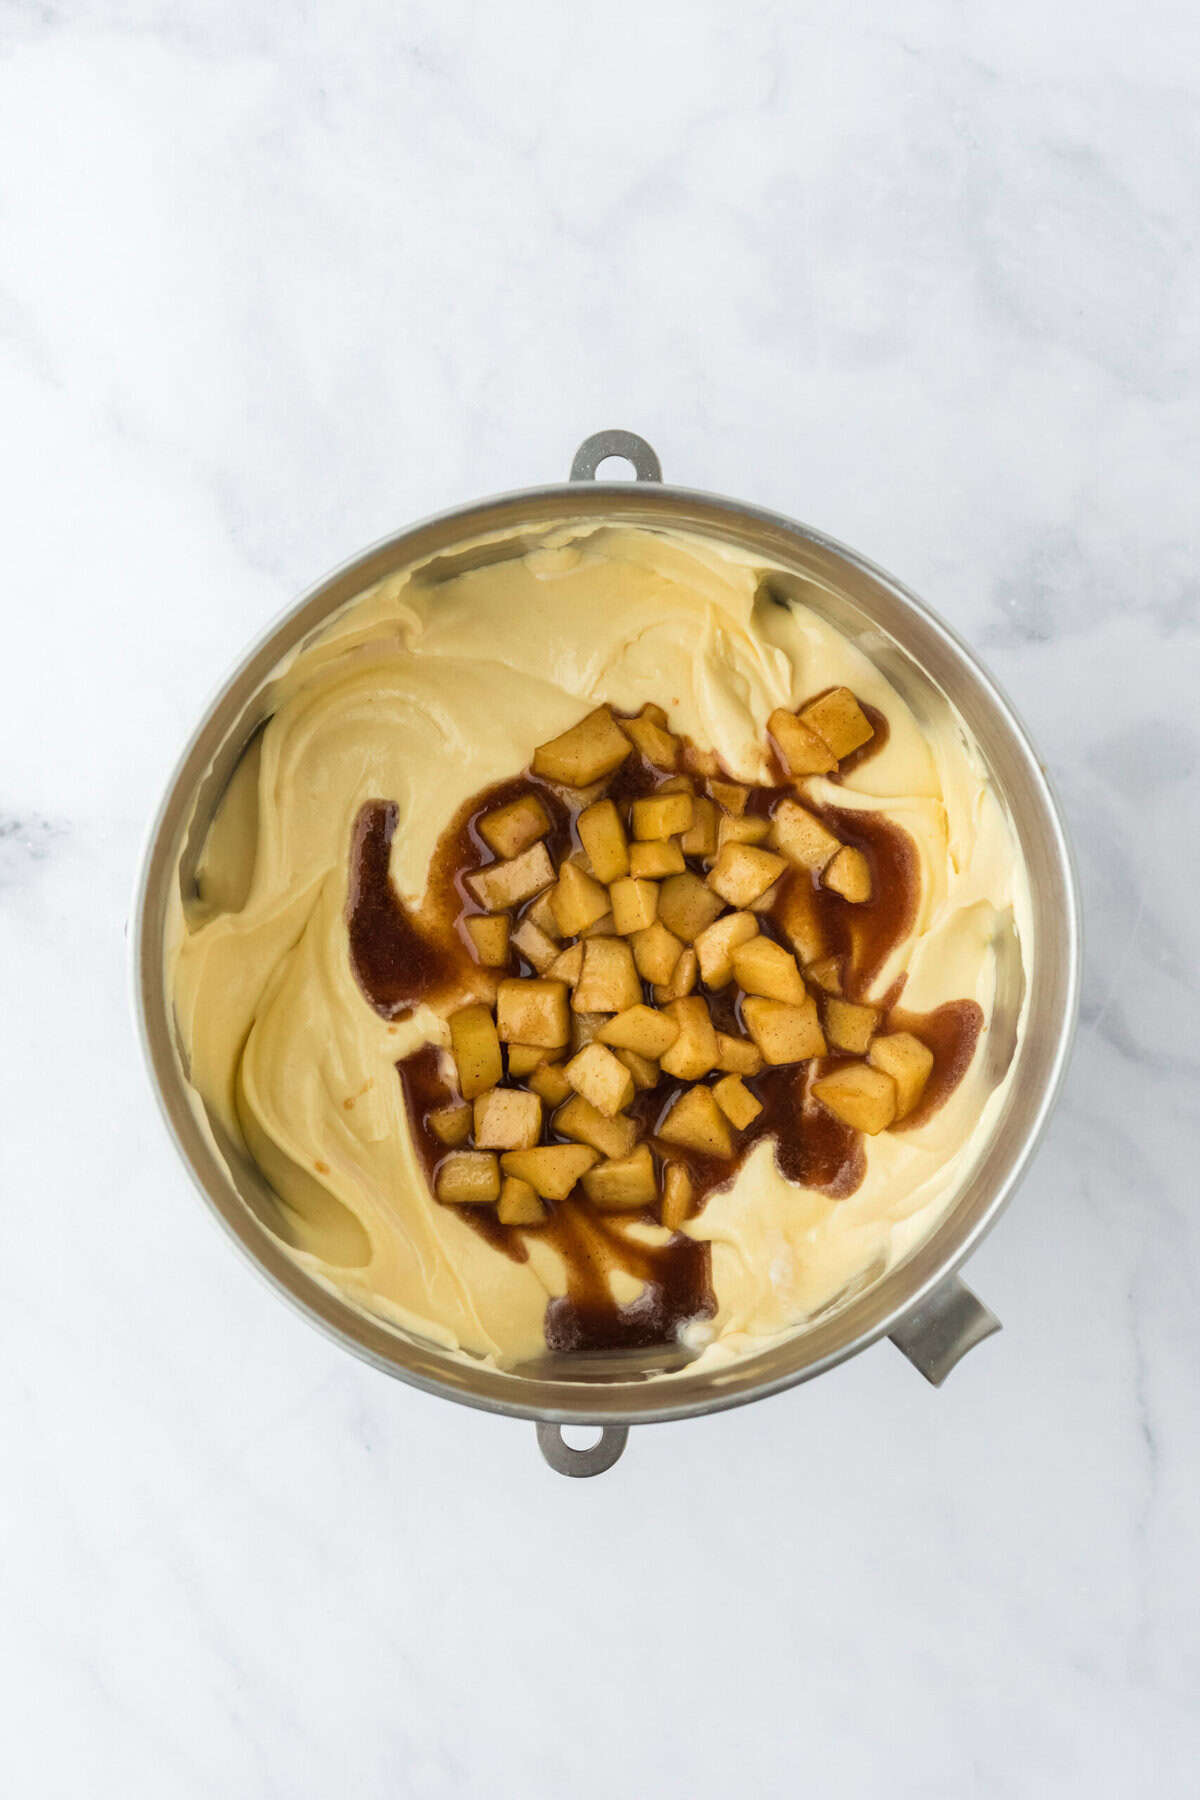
570,429,662,484
536,1422,630,1477
889,1275,1000,1386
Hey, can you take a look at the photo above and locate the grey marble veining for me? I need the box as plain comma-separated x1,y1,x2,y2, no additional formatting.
1,2,1197,1796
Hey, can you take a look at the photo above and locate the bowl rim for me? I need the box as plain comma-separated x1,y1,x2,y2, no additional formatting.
132,477,1082,1426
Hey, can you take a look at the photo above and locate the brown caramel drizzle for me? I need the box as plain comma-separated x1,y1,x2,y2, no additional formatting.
351,713,980,1355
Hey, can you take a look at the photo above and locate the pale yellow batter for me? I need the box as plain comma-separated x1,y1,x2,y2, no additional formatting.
167,524,1031,1369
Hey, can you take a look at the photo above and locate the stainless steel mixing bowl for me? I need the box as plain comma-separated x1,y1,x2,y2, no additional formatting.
134,430,1080,1477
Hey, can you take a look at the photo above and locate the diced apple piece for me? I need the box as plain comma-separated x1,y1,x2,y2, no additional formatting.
464,912,511,968
742,995,827,1064
643,703,669,727
661,1163,694,1230
578,798,629,884
709,780,749,815
554,1096,639,1161
768,706,838,776
529,1060,572,1107
770,800,841,873
466,842,556,911
436,1151,501,1205
823,845,872,903
806,954,843,995
660,996,719,1080
497,1175,547,1226
549,860,611,936
652,947,698,1004
532,706,632,787
598,1003,680,1060
658,872,725,943
751,881,783,914
506,1042,550,1077
713,1074,763,1130
658,1086,733,1158
511,915,559,973
570,1012,607,1051
473,1087,543,1150
812,1063,896,1134
868,1032,934,1120
632,792,694,841
694,910,759,988
823,997,879,1055
799,687,874,760
572,936,641,1014
716,1032,763,1077
613,1046,659,1090
547,941,583,984
656,774,694,795
680,795,719,858
717,813,772,850
478,792,551,860
428,1102,472,1146
501,1144,599,1200
623,714,680,771
564,1041,636,1118
629,839,685,879
449,1002,504,1099
707,842,787,909
525,890,562,941
495,978,570,1048
609,876,659,936
776,876,827,964
582,1144,659,1211
631,920,684,985
685,745,720,777
581,912,615,939
731,937,808,1005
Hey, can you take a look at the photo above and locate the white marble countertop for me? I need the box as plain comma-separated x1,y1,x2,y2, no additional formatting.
2,2,1197,1794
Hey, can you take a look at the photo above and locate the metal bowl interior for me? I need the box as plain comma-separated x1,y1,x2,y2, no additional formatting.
135,482,1079,1426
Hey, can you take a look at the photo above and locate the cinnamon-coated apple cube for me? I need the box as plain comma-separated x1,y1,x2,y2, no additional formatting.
572,936,641,1014
505,1042,551,1078
428,1102,472,1147
768,707,838,776
497,1175,547,1226
685,745,721,777
658,872,725,943
500,1143,599,1200
823,997,879,1055
868,1032,934,1119
609,876,659,936
776,876,827,964
632,791,694,841
532,706,632,787
707,843,787,908
656,774,694,795
652,947,698,1004
598,1003,680,1060
613,1046,660,1090
466,842,556,911
495,978,570,1048
661,1163,695,1230
742,995,827,1065
582,1144,659,1211
546,941,583,985
577,798,629,884
811,1063,896,1134
448,1002,504,1099
554,1096,639,1161
823,845,872,903
731,937,808,1005
629,839,685,879
709,780,749,815
436,1151,501,1205
717,813,772,850
570,1011,607,1052
464,913,511,968
564,1041,636,1118
478,792,551,860
631,920,684,986
713,1074,763,1131
524,890,562,941
806,954,843,995
660,996,720,1080
680,795,719,858
716,1032,764,1077
623,714,680,771
658,1086,733,1158
472,1087,543,1150
511,916,559,973
581,911,615,938
799,687,874,760
770,800,841,873
549,860,611,936
694,910,759,988
528,1060,572,1107
751,880,783,914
